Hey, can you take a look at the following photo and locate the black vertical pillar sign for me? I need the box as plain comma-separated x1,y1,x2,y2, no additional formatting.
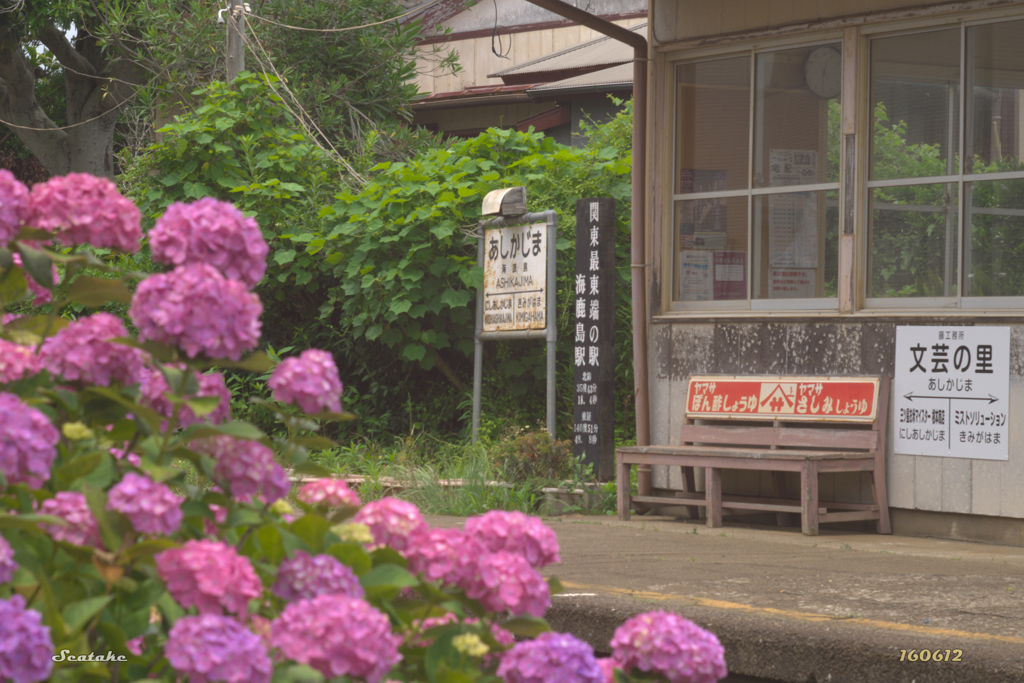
573,198,615,481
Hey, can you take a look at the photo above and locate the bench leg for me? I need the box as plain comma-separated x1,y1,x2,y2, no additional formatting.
801,460,820,536
681,466,699,520
617,459,631,521
705,467,722,528
871,470,892,534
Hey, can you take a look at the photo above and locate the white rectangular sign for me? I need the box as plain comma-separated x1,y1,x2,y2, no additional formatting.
894,326,1010,460
483,223,547,332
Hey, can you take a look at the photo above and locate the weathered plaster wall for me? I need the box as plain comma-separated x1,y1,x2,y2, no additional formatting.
649,322,1024,520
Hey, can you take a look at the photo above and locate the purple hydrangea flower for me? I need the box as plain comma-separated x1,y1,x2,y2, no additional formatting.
352,498,426,553
610,611,727,683
166,614,271,683
0,170,29,244
27,173,141,252
271,594,402,683
465,511,561,568
0,340,41,384
460,550,550,617
10,254,58,306
109,446,141,468
296,478,361,508
155,539,262,615
150,198,269,288
125,636,145,656
193,436,289,505
0,392,59,488
0,595,54,683
38,491,101,547
406,526,483,586
130,263,262,361
273,550,364,602
497,632,603,683
597,658,621,683
139,365,232,428
39,313,148,387
107,472,185,536
0,535,17,583
268,349,343,414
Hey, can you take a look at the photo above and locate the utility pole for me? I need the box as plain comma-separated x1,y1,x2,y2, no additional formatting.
226,0,246,82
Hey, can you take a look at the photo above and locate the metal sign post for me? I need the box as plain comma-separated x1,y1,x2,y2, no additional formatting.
472,209,558,443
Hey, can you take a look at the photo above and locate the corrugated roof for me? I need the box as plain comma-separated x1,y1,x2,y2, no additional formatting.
527,63,633,96
488,22,646,79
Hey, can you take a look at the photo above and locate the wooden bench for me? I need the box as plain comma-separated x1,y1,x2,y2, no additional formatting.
616,375,891,536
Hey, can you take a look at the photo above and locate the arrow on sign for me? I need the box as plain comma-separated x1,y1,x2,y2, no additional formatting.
903,393,998,404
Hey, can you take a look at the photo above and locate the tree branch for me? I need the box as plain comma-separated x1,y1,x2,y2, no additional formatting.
36,23,98,78
0,29,70,175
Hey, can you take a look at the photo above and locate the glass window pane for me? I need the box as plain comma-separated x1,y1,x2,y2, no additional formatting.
676,57,750,193
754,44,842,188
868,183,958,298
752,190,838,299
871,29,960,180
674,195,748,301
965,179,1024,297
967,20,1024,174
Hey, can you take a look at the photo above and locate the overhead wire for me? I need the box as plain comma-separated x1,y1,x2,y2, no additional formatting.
246,0,442,34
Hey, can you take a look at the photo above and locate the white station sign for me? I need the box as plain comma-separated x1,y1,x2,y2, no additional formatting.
894,326,1010,460
482,223,546,332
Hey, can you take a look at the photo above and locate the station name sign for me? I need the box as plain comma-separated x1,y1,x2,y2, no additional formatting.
482,223,546,332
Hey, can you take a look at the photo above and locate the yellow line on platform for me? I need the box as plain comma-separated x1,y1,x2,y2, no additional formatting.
560,581,1024,646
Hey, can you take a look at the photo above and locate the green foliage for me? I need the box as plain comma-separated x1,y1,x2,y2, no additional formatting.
489,431,573,484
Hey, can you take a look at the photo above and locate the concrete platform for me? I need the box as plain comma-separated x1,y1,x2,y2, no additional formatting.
427,514,1024,683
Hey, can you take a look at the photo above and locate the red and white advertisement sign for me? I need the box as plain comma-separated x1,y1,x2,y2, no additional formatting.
685,376,879,422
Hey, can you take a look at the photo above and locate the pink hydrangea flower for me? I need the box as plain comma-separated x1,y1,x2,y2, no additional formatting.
10,253,58,305
166,614,271,683
297,478,361,508
0,170,29,243
352,498,427,553
273,551,364,602
0,535,17,584
268,349,343,414
0,339,41,383
107,472,185,536
0,595,54,683
39,313,148,387
38,491,101,547
271,594,401,683
597,658,621,683
125,636,145,656
0,392,59,488
405,612,458,647
497,632,603,683
193,436,289,505
1,313,21,325
460,550,550,617
27,173,141,252
609,611,727,683
109,446,141,468
465,511,561,568
150,198,268,288
155,540,262,616
407,526,483,586
139,365,232,428
130,263,262,361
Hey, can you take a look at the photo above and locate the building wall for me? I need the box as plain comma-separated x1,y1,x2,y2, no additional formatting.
645,0,1024,538
414,17,646,96
647,322,1024,520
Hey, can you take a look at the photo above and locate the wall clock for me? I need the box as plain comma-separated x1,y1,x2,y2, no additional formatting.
804,46,842,99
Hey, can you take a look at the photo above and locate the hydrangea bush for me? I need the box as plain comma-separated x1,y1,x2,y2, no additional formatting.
0,169,728,683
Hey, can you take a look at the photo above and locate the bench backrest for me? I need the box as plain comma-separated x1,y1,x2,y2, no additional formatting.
681,375,890,453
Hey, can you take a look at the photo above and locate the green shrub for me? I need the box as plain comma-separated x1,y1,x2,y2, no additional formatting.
490,431,573,483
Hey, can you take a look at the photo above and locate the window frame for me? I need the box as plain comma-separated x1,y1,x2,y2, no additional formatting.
657,8,1024,319
667,36,845,313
